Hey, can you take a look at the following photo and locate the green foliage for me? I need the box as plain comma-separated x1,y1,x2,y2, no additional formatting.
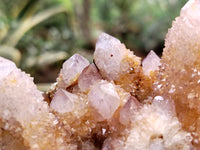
0,0,68,70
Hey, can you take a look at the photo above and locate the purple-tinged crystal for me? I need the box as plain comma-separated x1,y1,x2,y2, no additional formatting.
58,54,89,88
50,89,78,113
78,63,102,92
88,80,120,120
142,50,160,76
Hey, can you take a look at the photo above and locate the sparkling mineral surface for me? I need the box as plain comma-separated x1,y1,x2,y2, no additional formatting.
1,0,200,149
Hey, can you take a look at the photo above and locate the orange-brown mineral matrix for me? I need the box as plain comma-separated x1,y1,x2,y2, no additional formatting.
153,0,200,147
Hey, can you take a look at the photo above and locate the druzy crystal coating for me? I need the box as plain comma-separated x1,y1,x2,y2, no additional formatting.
1,0,200,149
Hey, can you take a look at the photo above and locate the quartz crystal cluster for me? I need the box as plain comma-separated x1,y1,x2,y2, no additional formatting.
1,0,200,149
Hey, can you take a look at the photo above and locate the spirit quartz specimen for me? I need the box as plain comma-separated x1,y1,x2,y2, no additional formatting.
1,0,200,149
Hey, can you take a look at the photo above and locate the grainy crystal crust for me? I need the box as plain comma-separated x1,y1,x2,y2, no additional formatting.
1,0,200,149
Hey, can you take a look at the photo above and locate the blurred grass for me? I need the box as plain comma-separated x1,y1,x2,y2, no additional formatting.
0,0,188,87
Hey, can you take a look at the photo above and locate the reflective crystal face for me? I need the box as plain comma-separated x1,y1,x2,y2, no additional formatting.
78,63,102,92
58,54,89,88
142,50,160,76
88,80,121,120
50,89,78,113
94,33,141,81
1,0,200,149
94,33,125,80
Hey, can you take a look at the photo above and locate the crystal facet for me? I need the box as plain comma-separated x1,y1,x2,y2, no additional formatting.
88,80,121,120
1,1,200,148
58,54,89,88
50,89,78,113
142,50,160,76
78,63,102,92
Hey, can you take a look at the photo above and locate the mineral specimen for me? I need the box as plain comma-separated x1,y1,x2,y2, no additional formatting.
94,32,141,81
142,50,160,76
0,57,48,125
152,0,200,148
78,63,102,93
87,80,121,121
50,89,79,113
57,54,89,89
1,0,200,149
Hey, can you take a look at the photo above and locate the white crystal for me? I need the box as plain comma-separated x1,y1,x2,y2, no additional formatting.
181,0,200,25
0,57,17,80
58,54,89,88
149,139,166,150
124,103,192,150
162,0,200,68
142,50,160,76
50,89,78,113
88,80,120,120
0,58,48,125
78,63,102,92
94,33,140,80
154,96,164,101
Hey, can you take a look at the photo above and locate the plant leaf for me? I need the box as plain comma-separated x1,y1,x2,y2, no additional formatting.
0,45,21,65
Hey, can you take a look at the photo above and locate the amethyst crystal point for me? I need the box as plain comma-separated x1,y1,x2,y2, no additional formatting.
142,50,160,76
78,63,102,92
94,32,141,81
58,54,89,88
88,80,121,120
119,96,141,125
94,33,125,80
50,89,78,113
2,1,200,147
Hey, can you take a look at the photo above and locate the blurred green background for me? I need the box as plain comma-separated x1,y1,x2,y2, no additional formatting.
0,0,188,85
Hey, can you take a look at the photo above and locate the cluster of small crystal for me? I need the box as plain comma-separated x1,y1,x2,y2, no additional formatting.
46,32,193,150
0,0,200,149
152,0,200,148
0,57,71,150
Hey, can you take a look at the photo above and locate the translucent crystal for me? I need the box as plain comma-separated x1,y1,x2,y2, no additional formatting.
1,1,200,147
119,96,141,125
78,63,102,92
142,50,160,76
50,89,78,113
94,32,141,81
0,57,17,80
88,80,121,120
58,54,89,88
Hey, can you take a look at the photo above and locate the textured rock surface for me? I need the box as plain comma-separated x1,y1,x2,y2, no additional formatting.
1,0,200,149
0,57,48,125
152,0,200,147
124,99,192,150
103,100,192,150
